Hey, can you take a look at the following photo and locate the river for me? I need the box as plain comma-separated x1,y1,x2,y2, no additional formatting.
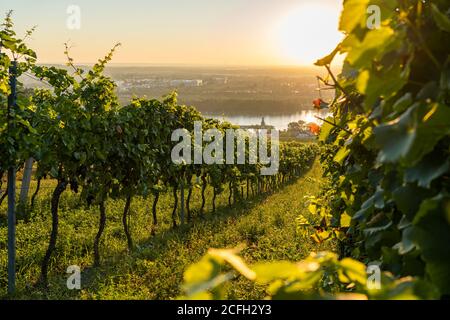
207,110,331,131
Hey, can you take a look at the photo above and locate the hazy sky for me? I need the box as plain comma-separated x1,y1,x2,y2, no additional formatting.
0,0,343,66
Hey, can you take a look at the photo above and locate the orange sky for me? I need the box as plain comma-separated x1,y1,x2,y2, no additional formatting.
1,0,343,66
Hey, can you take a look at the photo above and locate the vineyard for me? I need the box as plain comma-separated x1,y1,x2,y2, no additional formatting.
178,0,450,300
0,11,320,298
1,0,450,301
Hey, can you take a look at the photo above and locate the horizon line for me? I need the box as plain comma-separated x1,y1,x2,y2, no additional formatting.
36,62,342,69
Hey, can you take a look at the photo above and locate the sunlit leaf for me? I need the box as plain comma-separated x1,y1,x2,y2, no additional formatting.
431,4,450,33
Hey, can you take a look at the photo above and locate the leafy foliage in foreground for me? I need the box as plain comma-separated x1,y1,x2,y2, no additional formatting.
180,248,437,300
0,12,319,289
306,0,450,298
0,161,328,299
181,0,450,300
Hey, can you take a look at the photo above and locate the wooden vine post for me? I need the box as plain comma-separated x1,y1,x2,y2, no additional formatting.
7,60,17,295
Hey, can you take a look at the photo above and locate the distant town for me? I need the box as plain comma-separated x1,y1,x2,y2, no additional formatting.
21,65,335,118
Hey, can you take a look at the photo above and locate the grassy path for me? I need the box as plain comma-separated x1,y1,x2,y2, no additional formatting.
0,160,334,299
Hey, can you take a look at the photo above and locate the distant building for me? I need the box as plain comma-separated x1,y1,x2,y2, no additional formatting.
170,79,203,87
239,117,274,133
296,133,315,139
213,77,228,84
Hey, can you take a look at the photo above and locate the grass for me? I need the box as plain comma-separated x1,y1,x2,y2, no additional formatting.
0,160,334,299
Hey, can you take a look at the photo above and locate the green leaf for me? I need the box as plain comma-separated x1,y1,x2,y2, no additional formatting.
339,0,370,33
393,185,431,219
49,166,59,178
182,255,223,296
315,44,341,66
353,197,374,221
364,221,393,237
340,212,352,227
333,146,351,165
209,248,256,280
339,258,367,285
346,27,395,67
368,0,398,22
95,150,107,161
393,226,416,255
353,188,384,221
2,39,16,50
357,63,408,108
0,81,9,94
404,151,449,188
413,193,450,295
392,93,413,114
374,105,416,164
431,4,450,33
376,103,449,165
319,117,336,142
253,262,301,284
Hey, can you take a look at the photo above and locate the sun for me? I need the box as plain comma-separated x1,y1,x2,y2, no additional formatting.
303,112,319,124
274,3,343,65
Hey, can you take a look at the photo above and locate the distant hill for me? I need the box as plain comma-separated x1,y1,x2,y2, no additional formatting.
22,65,336,116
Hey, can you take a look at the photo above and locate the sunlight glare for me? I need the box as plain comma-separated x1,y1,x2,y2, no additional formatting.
275,3,343,65
303,112,319,124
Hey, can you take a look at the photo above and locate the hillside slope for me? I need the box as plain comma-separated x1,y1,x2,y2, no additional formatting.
0,160,333,299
